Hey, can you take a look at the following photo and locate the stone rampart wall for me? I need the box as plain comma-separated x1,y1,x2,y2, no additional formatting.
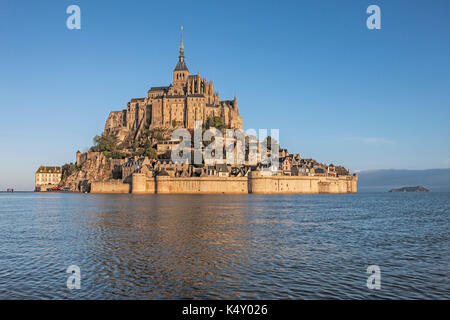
91,173,357,194
90,180,130,193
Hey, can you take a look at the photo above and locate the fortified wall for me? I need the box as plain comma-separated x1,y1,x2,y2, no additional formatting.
91,180,131,194
247,171,357,194
132,175,248,194
90,173,357,194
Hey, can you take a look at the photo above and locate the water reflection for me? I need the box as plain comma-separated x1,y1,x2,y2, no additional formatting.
84,195,254,299
0,192,448,299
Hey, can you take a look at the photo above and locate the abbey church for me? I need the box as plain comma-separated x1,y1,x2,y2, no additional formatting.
104,28,243,141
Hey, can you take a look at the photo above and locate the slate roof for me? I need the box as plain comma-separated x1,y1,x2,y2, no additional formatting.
174,59,188,71
216,164,229,173
123,158,145,167
36,166,61,174
157,170,170,176
149,86,170,92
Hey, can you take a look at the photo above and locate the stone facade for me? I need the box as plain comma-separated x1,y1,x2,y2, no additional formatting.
60,29,357,195
91,181,131,194
63,149,357,194
35,166,62,190
90,172,357,194
104,30,243,142
247,171,357,194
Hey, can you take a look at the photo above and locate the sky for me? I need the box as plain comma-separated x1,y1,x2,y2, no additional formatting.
0,0,449,190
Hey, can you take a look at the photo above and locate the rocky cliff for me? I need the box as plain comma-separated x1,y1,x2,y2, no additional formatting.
60,152,112,192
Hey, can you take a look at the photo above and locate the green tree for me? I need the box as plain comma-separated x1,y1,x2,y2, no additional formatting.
104,151,129,159
153,131,164,141
144,147,158,160
205,116,227,130
93,134,118,152
62,163,77,178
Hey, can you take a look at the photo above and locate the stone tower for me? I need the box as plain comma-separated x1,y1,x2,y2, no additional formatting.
173,26,189,90
103,26,243,140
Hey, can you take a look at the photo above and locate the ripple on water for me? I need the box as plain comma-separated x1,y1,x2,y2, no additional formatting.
0,192,448,299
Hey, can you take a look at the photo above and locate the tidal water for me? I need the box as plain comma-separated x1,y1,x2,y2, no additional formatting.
0,192,448,299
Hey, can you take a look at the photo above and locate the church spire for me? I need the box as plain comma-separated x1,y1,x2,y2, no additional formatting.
179,26,184,59
174,26,188,71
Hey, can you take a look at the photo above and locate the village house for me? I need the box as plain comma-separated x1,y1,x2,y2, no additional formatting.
335,165,350,176
216,164,230,177
279,149,289,158
290,153,301,166
122,157,151,182
35,166,62,191
292,165,310,176
156,139,181,156
280,156,293,175
205,166,217,176
312,167,326,176
327,165,337,177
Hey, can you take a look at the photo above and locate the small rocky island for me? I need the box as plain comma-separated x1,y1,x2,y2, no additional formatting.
34,30,358,195
389,185,429,192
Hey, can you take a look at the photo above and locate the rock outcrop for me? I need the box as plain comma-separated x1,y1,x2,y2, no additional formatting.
60,152,112,192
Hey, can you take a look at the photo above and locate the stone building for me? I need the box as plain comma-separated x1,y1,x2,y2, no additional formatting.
122,157,151,182
280,156,292,174
104,28,243,142
292,165,310,176
156,139,181,156
35,166,62,189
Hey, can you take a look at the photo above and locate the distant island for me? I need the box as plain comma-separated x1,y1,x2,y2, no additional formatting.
356,169,450,192
389,186,429,192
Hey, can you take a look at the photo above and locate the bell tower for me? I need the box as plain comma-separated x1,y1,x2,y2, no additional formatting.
173,26,189,87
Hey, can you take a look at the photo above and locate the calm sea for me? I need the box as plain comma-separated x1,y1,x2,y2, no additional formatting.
0,192,448,299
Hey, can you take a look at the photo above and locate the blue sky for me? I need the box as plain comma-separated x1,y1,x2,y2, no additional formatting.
0,0,449,190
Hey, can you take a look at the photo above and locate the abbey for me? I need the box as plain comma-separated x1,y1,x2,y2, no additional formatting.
104,28,243,141
56,28,357,195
